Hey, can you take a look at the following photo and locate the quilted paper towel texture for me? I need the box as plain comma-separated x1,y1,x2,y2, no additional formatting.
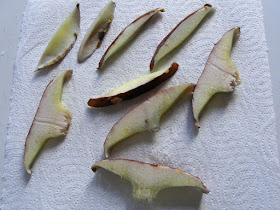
2,0,280,209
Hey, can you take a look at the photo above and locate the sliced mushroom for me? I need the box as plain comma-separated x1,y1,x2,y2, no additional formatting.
99,8,165,69
192,27,241,128
92,159,209,202
104,83,195,158
150,4,214,70
78,1,116,62
24,70,72,174
88,62,178,107
36,4,80,71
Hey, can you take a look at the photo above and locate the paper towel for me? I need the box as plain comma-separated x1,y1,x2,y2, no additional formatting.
2,0,280,209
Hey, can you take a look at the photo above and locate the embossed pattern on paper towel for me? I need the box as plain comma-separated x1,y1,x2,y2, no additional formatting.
1,0,280,209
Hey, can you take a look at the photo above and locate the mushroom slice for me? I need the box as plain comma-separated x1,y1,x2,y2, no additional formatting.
104,83,194,158
192,27,241,128
98,8,165,69
36,4,80,71
88,62,178,107
78,1,116,62
150,4,214,71
24,70,72,174
92,159,209,201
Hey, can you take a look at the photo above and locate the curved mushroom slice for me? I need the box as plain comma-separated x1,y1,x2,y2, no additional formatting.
150,4,214,71
192,27,241,128
98,8,165,69
88,62,178,107
78,1,116,63
92,159,209,201
36,4,80,71
24,70,72,174
104,83,194,158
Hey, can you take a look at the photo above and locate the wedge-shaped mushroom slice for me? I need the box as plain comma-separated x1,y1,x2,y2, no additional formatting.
104,83,194,157
88,62,178,107
98,8,165,69
92,159,209,201
150,4,213,71
24,70,72,174
78,1,115,62
36,4,80,71
192,27,241,128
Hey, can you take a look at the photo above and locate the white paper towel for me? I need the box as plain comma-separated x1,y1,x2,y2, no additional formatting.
2,0,280,209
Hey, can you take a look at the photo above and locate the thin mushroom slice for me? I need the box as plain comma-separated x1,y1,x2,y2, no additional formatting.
92,159,209,202
192,27,241,128
98,8,165,69
104,83,195,158
36,4,80,71
24,70,72,174
150,4,214,71
78,1,116,63
88,62,178,107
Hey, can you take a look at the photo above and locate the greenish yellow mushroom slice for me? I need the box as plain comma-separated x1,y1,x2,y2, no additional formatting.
36,4,80,71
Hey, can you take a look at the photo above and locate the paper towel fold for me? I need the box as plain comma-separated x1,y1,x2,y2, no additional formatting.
2,0,280,209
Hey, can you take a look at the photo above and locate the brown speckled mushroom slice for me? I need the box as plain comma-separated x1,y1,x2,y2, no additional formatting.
78,1,116,62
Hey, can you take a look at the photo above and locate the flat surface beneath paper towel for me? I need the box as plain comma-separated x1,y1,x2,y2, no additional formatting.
1,0,280,209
